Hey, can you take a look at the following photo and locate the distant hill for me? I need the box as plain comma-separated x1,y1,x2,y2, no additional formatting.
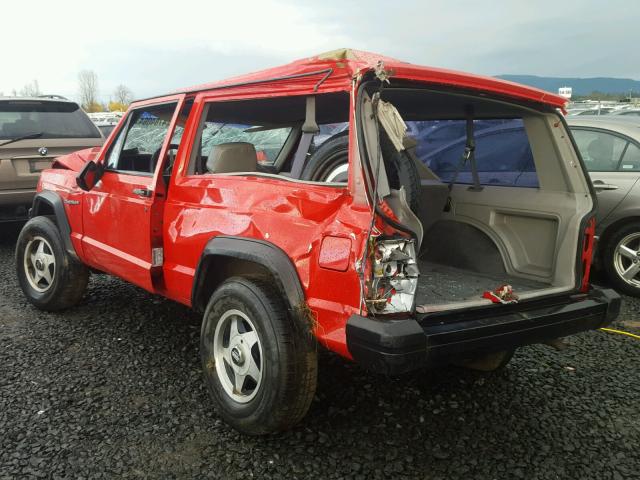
496,75,640,96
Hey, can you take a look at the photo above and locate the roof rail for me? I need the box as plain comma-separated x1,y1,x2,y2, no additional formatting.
37,94,68,100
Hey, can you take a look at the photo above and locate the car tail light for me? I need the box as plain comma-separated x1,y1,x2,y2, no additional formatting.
580,217,596,293
366,238,419,314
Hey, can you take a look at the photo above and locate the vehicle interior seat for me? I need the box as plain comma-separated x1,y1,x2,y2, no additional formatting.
206,142,258,174
587,137,614,170
4,118,39,136
2,122,26,137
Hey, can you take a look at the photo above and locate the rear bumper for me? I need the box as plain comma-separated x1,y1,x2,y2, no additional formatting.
0,188,36,205
346,287,621,375
0,188,35,220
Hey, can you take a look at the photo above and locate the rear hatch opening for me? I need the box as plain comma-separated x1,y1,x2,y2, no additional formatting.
357,80,595,315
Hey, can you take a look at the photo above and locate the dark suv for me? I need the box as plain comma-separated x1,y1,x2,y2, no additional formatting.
0,97,103,221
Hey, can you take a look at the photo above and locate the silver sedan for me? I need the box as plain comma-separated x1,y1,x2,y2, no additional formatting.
568,116,640,296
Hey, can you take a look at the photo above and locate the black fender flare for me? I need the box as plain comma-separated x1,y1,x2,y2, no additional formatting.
30,191,79,261
191,236,305,313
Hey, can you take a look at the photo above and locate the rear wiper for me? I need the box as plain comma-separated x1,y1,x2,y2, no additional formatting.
0,132,43,147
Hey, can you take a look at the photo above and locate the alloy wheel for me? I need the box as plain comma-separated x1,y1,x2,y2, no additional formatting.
23,236,56,293
613,232,640,288
213,309,263,403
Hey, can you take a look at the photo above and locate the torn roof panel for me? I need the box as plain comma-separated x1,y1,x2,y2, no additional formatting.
145,48,567,109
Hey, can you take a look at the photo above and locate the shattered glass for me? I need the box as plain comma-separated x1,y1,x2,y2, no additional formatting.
200,123,291,163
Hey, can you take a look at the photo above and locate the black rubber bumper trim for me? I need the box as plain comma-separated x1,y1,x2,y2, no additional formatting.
346,287,621,375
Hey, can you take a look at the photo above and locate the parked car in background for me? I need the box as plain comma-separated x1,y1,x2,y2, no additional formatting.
87,111,124,137
568,107,615,116
0,97,103,221
609,109,640,117
568,116,640,296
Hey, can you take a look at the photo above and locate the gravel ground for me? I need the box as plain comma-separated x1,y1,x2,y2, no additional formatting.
1,224,639,480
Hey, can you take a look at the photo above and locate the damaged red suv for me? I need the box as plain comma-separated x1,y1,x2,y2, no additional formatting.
16,49,620,434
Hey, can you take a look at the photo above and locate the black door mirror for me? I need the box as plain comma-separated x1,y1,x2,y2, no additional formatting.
76,160,104,191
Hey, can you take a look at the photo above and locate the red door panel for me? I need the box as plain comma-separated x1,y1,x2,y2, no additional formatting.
81,171,155,290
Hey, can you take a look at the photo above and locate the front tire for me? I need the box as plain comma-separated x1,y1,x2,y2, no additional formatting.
15,216,89,311
603,222,640,297
200,277,317,435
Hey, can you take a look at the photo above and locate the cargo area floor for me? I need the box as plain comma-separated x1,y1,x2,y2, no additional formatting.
415,261,551,307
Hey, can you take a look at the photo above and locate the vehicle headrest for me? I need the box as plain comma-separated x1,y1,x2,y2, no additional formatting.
587,137,612,163
206,142,258,174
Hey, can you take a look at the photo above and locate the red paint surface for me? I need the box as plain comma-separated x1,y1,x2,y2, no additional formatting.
581,217,596,293
35,49,572,361
169,49,568,109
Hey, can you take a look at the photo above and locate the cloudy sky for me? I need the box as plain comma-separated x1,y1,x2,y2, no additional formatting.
2,0,638,102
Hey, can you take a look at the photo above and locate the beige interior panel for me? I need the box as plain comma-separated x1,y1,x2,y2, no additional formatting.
447,188,590,292
491,211,558,277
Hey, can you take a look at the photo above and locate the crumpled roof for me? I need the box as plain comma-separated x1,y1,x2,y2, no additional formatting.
170,48,567,109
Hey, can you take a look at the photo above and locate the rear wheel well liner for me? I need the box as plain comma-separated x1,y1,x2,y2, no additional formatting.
191,236,305,314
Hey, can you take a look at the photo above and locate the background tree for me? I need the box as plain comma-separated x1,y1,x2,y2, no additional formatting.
19,79,41,97
78,70,99,111
85,102,106,113
108,101,128,112
113,84,133,106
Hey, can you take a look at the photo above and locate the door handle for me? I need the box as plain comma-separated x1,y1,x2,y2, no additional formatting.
132,188,152,197
593,183,619,191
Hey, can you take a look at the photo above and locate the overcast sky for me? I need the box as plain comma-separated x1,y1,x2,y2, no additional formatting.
2,0,638,102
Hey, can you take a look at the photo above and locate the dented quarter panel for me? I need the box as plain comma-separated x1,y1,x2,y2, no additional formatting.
163,174,371,358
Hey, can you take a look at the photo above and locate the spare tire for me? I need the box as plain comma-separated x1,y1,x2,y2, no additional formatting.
301,131,421,215
301,131,350,183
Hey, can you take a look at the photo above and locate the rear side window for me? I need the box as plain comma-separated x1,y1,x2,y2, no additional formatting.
571,128,633,172
621,143,640,171
412,119,538,187
199,123,291,165
0,101,101,139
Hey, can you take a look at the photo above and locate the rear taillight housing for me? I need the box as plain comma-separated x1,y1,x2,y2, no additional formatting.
366,237,419,314
580,217,596,293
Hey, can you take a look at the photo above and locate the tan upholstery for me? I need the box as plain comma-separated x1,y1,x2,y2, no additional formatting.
206,142,258,174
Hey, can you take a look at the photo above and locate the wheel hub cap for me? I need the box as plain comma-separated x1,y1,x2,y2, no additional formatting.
230,345,244,366
212,309,263,403
613,232,640,287
23,236,56,293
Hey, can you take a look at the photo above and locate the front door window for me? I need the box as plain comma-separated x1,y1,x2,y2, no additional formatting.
106,103,178,174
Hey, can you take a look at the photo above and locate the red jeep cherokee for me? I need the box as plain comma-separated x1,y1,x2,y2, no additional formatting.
16,49,620,435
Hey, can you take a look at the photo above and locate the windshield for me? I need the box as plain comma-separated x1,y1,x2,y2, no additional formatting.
0,101,101,140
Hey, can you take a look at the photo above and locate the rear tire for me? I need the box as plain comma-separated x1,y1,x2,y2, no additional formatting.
200,277,317,435
602,222,640,297
15,216,89,311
